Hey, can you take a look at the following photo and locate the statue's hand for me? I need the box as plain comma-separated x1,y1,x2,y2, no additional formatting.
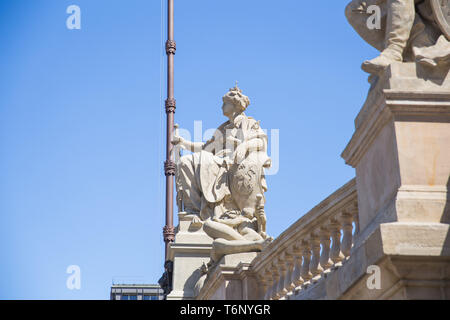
171,135,185,146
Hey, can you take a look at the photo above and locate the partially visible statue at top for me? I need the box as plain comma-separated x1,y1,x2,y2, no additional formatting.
172,85,272,266
345,0,450,75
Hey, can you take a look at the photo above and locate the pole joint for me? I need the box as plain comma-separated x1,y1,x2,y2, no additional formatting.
165,40,177,55
164,160,176,176
165,98,176,114
163,225,175,243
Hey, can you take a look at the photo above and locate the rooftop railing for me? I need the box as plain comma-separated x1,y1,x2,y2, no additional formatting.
251,178,358,300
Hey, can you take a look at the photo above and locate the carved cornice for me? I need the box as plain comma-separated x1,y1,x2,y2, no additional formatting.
342,62,450,168
342,89,450,168
341,96,392,168
167,243,212,262
384,90,450,116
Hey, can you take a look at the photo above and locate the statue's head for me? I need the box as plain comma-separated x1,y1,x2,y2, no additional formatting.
222,85,250,117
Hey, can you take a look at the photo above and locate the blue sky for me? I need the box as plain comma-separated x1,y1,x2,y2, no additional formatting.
0,0,378,299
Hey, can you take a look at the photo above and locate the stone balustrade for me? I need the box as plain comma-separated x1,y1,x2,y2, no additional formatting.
252,179,358,300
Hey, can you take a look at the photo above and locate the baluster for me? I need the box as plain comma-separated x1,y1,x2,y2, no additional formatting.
257,273,268,300
270,262,280,300
292,240,304,289
319,226,333,274
351,202,360,236
300,240,313,286
275,257,288,299
340,211,354,258
263,268,273,300
330,218,345,268
309,233,324,282
283,249,295,296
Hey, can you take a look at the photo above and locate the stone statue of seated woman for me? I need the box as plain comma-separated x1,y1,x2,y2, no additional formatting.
171,85,272,267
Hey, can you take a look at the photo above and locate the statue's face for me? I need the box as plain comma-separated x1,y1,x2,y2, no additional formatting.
222,101,235,117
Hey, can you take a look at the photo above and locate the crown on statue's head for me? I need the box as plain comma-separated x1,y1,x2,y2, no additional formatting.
223,82,250,111
229,82,242,93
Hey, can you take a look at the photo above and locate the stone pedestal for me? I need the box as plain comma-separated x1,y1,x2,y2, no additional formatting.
342,62,450,238
197,252,260,300
166,212,212,300
339,62,450,299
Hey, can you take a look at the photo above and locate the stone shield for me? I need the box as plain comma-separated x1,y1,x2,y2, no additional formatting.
431,0,450,40
228,152,265,216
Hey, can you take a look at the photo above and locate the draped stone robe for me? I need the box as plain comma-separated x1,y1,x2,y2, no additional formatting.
175,113,270,221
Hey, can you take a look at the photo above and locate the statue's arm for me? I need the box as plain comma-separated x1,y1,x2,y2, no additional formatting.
185,141,204,152
172,136,205,152
202,136,216,153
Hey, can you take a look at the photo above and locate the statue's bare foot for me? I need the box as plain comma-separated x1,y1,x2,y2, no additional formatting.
361,50,402,75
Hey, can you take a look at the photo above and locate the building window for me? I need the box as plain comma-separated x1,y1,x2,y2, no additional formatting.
129,295,137,300
121,295,128,300
143,295,158,300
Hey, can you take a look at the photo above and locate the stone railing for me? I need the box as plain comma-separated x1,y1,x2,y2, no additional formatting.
251,179,358,300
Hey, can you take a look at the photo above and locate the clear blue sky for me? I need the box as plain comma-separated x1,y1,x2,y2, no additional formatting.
0,0,378,299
